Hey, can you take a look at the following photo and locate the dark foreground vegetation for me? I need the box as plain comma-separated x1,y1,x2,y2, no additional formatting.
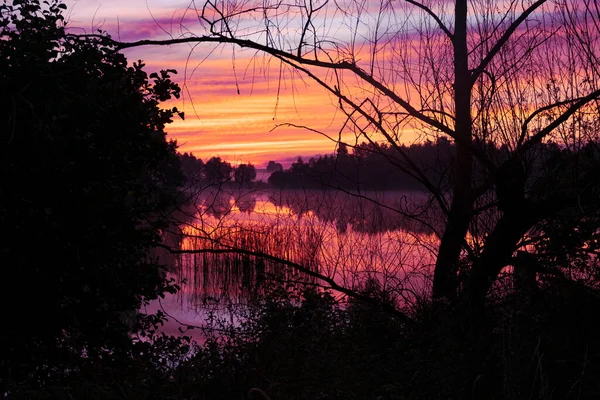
7,279,600,400
3,1,600,399
148,282,600,400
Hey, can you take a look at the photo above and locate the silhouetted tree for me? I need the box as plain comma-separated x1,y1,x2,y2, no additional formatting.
204,156,233,184
234,163,257,185
266,160,283,173
179,152,205,183
0,0,185,390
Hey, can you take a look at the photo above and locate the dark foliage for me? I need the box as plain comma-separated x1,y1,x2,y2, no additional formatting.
266,160,283,173
204,156,234,184
0,0,187,392
235,163,257,185
268,138,455,190
179,152,205,184
178,153,258,187
153,277,600,400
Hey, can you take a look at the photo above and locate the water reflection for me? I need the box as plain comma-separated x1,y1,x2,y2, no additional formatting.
162,188,440,315
193,188,442,235
234,193,257,214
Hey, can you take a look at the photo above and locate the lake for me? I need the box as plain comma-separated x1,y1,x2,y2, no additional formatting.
151,187,443,340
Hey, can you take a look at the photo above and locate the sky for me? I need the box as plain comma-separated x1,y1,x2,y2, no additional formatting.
58,0,595,168
62,0,349,167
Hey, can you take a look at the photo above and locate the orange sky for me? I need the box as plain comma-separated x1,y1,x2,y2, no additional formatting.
63,0,360,167
62,0,582,166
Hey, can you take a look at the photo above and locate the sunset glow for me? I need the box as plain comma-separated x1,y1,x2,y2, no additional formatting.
62,0,592,166
63,0,358,167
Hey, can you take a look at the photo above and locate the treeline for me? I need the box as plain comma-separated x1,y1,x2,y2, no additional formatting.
266,139,585,191
268,139,455,190
179,153,257,185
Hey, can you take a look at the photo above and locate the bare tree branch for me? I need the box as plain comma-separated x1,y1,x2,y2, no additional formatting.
518,88,600,155
401,0,453,39
155,243,415,323
470,0,548,84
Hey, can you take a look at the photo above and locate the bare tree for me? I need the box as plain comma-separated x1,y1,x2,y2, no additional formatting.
82,0,600,310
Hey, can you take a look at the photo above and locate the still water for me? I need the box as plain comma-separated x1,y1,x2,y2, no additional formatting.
150,188,441,340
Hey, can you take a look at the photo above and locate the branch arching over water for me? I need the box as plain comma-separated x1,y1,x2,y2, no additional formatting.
155,243,415,324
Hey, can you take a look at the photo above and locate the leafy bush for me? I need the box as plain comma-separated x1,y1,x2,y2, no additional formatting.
1,0,185,392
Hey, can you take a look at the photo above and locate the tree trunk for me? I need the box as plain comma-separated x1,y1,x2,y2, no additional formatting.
432,0,473,300
433,185,473,299
464,156,533,307
465,212,534,306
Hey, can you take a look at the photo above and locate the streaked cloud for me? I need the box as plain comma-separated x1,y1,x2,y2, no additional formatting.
63,0,349,166
61,0,453,166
